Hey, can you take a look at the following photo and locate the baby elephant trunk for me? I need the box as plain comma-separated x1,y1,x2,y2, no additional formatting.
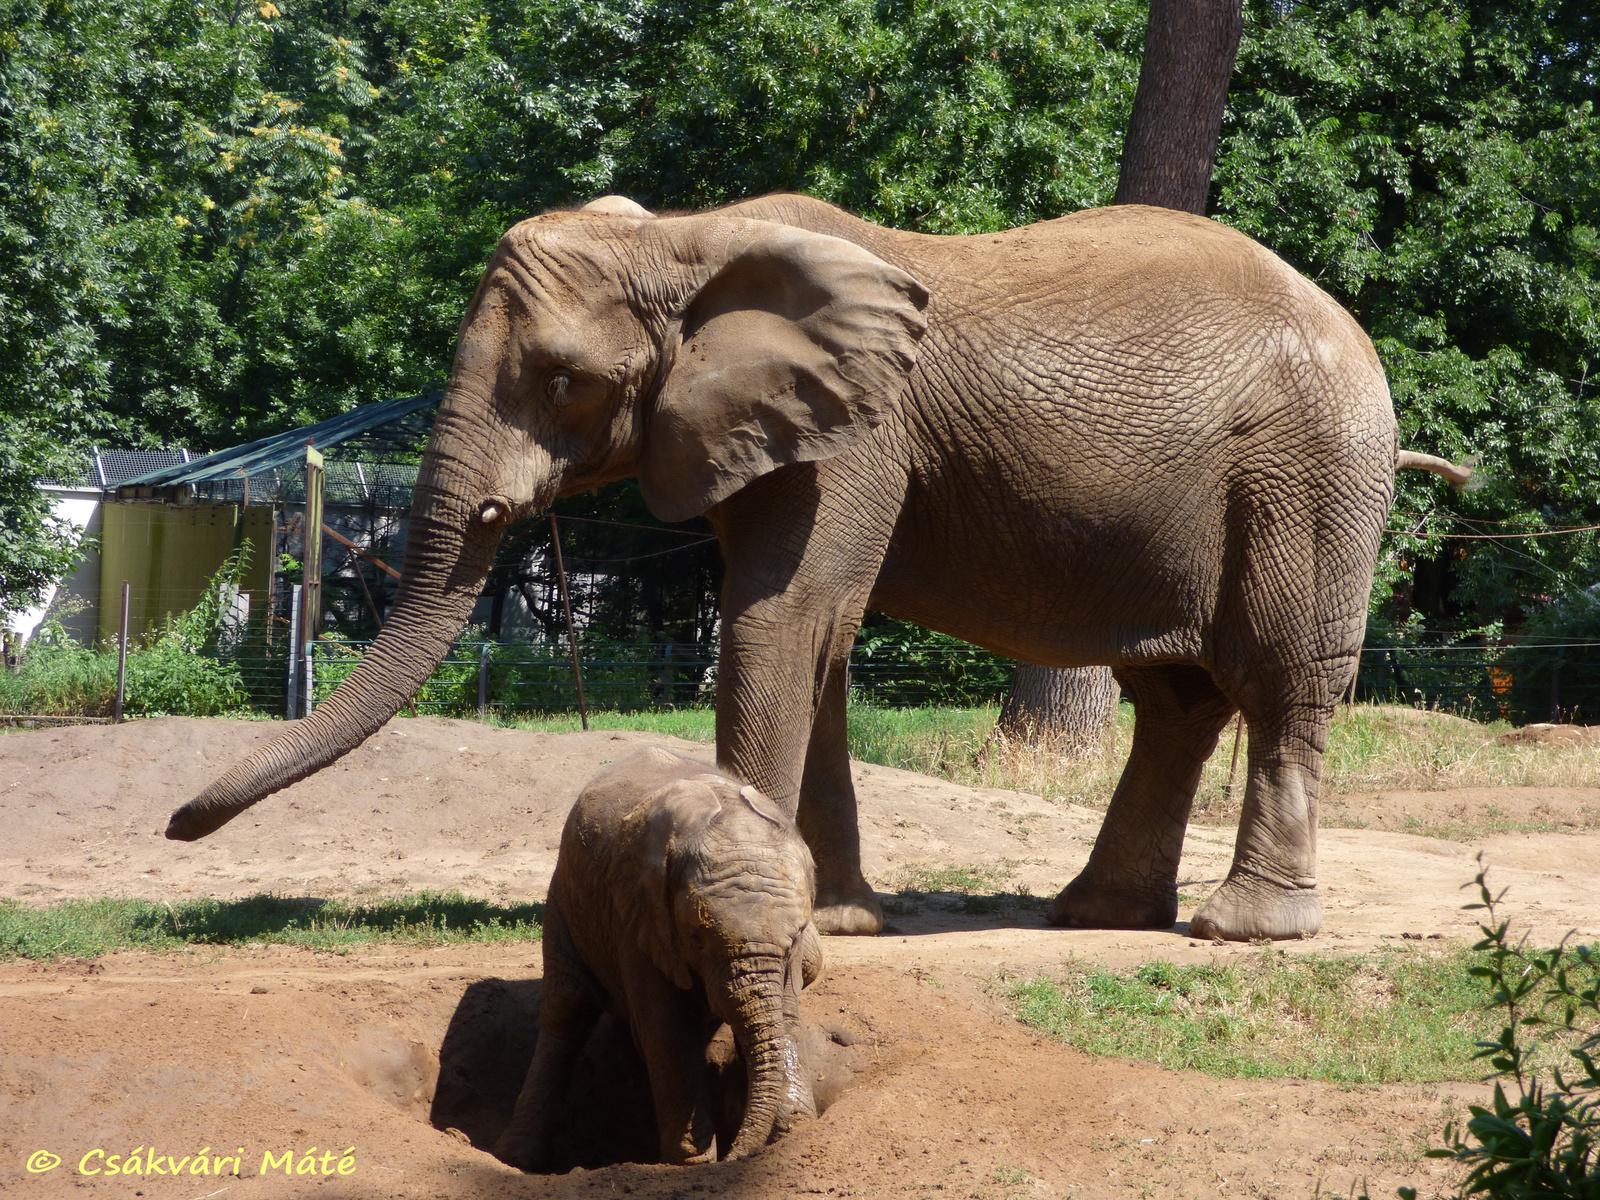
724,956,815,1160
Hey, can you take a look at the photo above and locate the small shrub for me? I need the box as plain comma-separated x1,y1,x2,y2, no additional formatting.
0,611,117,714
122,545,253,716
1402,859,1600,1200
2,546,253,717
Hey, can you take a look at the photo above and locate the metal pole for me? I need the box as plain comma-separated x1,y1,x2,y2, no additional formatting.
549,513,588,730
1551,647,1565,723
478,642,490,718
286,583,302,719
302,444,325,651
113,581,130,723
343,547,383,628
1223,712,1245,801
303,639,315,716
265,506,279,651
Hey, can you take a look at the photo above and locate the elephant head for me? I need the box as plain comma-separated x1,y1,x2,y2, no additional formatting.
618,769,823,1157
165,201,928,841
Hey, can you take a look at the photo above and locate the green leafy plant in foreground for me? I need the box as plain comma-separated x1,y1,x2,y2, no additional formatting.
1401,861,1600,1200
0,893,543,960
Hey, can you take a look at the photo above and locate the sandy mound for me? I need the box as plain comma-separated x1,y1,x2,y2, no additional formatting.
3,715,1598,1198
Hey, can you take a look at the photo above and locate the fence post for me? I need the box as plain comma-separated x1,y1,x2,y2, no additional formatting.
549,513,588,731
113,580,130,723
1223,712,1245,801
479,642,490,719
302,444,325,650
285,584,302,718
303,639,315,716
1550,646,1565,722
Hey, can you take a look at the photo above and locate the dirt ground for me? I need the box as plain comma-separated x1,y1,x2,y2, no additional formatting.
3,715,1598,1199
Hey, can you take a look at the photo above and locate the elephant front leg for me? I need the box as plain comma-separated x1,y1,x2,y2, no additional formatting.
798,664,882,936
1051,664,1233,931
714,597,880,936
622,959,719,1164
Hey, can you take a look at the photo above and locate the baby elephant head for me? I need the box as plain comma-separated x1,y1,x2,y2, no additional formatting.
620,772,823,1158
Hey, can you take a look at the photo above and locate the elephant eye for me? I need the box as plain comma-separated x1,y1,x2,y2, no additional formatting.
546,369,573,404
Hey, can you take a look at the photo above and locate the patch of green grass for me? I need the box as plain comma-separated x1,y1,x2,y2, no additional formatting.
845,705,999,774
0,892,543,961
894,862,1016,895
1003,948,1500,1084
499,708,717,741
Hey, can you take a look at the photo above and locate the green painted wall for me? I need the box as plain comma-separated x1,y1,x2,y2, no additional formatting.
98,504,274,643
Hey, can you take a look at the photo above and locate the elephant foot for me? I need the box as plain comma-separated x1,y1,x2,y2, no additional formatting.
814,873,883,936
1189,873,1321,942
492,1129,549,1174
1046,871,1178,930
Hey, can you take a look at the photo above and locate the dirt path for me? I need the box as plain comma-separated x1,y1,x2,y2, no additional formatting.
4,716,1598,1198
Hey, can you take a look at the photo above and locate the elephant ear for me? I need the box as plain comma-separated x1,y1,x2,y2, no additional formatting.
616,778,724,990
639,219,929,522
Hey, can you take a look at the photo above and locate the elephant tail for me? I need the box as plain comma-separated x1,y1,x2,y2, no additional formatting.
1396,449,1473,488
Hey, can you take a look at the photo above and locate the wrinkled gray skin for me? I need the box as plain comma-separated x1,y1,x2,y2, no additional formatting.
498,748,822,1169
170,193,1432,942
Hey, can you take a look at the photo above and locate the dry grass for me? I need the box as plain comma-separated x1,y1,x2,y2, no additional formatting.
850,703,1600,837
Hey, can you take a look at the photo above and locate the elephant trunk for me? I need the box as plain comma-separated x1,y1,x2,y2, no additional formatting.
724,956,814,1160
165,393,509,841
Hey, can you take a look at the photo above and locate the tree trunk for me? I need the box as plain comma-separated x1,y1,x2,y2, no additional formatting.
996,0,1243,752
995,663,1120,758
1114,0,1244,214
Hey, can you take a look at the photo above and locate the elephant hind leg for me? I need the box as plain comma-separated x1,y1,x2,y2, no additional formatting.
1188,664,1347,942
496,907,603,1171
1049,663,1233,931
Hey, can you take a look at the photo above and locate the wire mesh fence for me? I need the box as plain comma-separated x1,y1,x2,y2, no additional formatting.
275,639,1600,721
1352,642,1600,723
6,632,1597,723
309,640,717,713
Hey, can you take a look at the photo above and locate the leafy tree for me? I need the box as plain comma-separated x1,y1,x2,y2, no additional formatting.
5,0,1597,659
1215,0,1600,631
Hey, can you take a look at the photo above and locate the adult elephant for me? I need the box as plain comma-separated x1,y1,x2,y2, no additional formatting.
168,193,1445,942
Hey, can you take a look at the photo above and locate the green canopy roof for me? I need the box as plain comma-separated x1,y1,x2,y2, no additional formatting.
115,390,443,489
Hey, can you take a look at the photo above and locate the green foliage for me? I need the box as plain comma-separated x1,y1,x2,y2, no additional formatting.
1007,947,1495,1084
4,0,1595,636
0,891,543,959
1215,0,1600,625
1401,863,1600,1199
1502,588,1600,724
121,543,254,715
0,431,88,624
1,546,253,715
0,610,117,714
852,617,1014,705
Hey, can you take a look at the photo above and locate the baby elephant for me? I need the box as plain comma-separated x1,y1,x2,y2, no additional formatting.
496,748,823,1170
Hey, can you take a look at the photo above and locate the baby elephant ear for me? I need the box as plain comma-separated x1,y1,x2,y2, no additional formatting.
618,778,724,990
640,219,929,522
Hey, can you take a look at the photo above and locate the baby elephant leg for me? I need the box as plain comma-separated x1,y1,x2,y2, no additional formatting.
622,956,720,1164
496,910,601,1172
